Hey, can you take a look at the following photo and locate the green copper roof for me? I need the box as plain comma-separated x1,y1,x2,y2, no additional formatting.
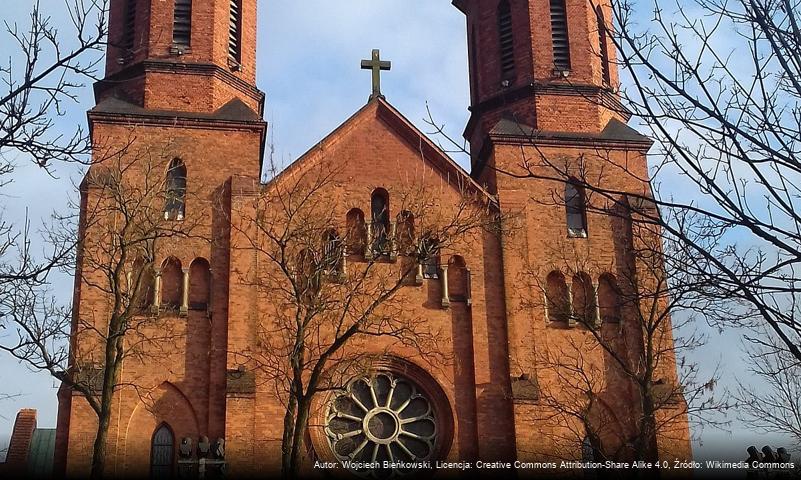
26,429,55,478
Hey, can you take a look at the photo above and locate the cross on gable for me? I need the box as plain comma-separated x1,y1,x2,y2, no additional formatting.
361,49,391,101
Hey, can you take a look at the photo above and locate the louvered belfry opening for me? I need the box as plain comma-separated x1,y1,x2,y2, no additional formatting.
173,0,192,46
550,0,571,70
498,1,515,79
229,0,242,62
596,6,611,84
122,0,137,51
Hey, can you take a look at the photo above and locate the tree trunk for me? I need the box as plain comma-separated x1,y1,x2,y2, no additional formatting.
287,398,312,480
281,392,299,480
89,320,124,480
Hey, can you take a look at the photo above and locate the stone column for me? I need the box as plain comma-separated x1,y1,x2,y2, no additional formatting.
592,280,601,327
415,263,424,285
152,269,162,314
566,281,575,327
441,265,450,309
466,268,473,306
180,268,190,316
365,223,374,260
389,222,398,260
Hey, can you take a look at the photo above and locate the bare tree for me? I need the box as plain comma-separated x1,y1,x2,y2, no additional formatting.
522,210,730,472
0,0,107,346
230,159,500,479
0,140,204,479
736,333,801,447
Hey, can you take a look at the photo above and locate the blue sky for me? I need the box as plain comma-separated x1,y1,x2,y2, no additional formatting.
0,0,796,465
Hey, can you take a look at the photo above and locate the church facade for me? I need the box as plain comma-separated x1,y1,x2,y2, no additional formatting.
54,0,692,477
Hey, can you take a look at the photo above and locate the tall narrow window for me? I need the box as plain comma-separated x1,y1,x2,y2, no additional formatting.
150,424,174,479
122,0,137,52
498,1,515,79
322,229,343,275
596,6,611,84
228,0,242,63
565,181,587,237
164,159,187,221
161,257,183,309
346,209,367,255
469,26,479,104
173,0,192,46
371,188,390,255
572,272,595,323
189,258,211,311
550,0,571,70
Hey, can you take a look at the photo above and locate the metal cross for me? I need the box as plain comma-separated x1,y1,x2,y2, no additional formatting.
361,49,391,100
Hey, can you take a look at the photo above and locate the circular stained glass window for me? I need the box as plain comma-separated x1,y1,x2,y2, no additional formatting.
324,372,438,478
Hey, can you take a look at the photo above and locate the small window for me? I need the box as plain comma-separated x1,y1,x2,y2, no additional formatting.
122,0,137,52
550,0,571,70
173,0,192,46
498,1,515,79
546,271,570,323
421,237,440,279
370,188,390,256
596,6,611,85
164,159,187,221
448,256,469,302
566,181,587,237
228,0,242,63
150,424,174,479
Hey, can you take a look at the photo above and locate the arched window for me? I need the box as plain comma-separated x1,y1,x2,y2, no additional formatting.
448,256,469,303
596,5,611,85
132,257,154,311
161,257,183,309
346,209,367,255
371,188,390,255
546,271,570,323
164,159,187,221
150,423,174,479
566,181,587,237
421,236,440,279
498,0,515,79
572,272,595,324
189,258,211,310
322,229,343,275
396,211,415,255
598,273,621,323
173,0,192,46
550,0,571,70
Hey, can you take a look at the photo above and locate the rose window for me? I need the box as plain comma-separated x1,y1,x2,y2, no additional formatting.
325,372,438,477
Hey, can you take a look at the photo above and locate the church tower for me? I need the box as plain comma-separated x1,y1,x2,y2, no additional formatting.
454,0,628,172
454,0,692,464
55,0,266,476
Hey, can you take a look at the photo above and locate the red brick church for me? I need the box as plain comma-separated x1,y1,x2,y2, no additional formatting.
48,0,691,477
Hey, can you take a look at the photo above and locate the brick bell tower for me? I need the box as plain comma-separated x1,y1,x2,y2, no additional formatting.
55,0,266,477
454,0,629,173
454,0,691,464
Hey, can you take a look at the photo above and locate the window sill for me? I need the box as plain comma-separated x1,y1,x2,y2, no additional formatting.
567,230,587,239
